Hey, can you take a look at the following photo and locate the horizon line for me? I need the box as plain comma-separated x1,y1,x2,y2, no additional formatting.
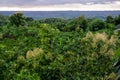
0,10,120,11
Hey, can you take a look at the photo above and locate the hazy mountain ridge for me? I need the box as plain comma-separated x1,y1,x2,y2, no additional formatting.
0,11,120,19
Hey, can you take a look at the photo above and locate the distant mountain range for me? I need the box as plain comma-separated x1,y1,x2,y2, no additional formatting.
0,11,120,19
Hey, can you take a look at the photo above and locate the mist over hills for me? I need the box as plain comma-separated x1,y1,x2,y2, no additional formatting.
0,11,120,19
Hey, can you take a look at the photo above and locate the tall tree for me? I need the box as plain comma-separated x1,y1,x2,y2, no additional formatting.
106,15,114,23
9,12,26,27
88,19,106,31
76,16,87,31
114,15,120,25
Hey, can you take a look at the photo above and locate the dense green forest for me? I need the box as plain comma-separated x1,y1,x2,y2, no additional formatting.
0,12,120,80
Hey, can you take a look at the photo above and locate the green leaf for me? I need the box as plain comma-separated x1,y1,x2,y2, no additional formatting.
113,48,120,60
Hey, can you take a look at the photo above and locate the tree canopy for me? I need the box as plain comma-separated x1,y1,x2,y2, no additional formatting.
0,12,120,80
9,12,26,27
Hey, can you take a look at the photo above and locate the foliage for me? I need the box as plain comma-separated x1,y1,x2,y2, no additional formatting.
9,12,26,27
0,13,120,80
114,15,120,25
14,69,40,80
65,16,87,31
106,15,114,24
88,19,106,31
0,15,8,26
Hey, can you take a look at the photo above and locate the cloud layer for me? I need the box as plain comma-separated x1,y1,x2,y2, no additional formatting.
0,0,120,10
0,0,120,7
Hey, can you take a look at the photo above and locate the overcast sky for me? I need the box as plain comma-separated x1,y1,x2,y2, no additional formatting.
0,0,120,11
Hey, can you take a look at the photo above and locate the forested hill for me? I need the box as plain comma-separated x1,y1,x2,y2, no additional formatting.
0,11,120,19
0,12,120,80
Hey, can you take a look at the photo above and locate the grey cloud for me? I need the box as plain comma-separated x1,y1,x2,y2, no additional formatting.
0,0,119,7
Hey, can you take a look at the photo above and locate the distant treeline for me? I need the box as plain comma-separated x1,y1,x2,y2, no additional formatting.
0,11,120,19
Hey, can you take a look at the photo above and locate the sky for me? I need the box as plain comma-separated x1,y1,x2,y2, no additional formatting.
0,0,120,11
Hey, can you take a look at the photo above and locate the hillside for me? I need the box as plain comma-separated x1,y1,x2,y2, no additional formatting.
0,12,120,80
